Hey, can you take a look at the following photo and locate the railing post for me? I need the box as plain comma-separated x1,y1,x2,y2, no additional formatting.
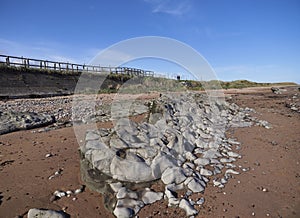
6,56,10,66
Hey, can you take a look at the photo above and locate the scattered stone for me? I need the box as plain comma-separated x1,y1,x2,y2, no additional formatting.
225,169,240,176
45,153,53,158
27,208,69,218
194,158,210,166
141,188,163,204
74,185,85,194
179,199,198,216
187,178,205,193
257,120,271,129
48,168,63,180
271,87,286,94
196,197,205,205
227,151,240,158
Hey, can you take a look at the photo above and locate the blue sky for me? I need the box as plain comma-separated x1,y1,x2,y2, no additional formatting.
0,0,299,83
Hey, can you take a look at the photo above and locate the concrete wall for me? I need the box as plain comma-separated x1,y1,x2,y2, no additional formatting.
0,69,80,98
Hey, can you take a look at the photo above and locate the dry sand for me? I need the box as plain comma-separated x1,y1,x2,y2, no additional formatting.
0,86,299,218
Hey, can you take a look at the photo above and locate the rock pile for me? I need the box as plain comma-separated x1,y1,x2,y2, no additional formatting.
271,87,287,94
0,111,55,135
80,92,255,217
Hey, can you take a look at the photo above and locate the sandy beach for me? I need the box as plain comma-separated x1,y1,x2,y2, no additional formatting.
0,86,299,218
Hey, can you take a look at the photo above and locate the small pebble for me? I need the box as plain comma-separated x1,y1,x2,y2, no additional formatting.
45,153,52,158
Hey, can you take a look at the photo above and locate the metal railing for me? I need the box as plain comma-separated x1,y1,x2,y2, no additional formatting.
0,54,154,77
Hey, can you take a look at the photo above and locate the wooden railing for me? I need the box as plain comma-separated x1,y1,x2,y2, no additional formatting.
0,54,155,77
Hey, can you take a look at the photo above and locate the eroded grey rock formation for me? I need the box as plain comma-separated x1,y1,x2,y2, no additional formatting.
80,92,256,217
0,111,55,135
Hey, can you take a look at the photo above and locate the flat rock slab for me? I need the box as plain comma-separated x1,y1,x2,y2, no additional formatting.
27,208,69,218
0,111,55,135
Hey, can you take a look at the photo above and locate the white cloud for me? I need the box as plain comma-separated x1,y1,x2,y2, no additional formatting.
145,0,191,16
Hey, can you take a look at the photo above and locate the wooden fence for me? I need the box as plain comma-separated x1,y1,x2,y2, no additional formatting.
0,54,154,77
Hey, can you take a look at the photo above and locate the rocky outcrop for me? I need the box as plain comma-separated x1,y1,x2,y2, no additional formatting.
0,111,55,135
80,92,257,217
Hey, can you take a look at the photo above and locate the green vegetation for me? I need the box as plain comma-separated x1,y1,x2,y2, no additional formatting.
0,64,82,76
0,64,297,95
180,79,297,91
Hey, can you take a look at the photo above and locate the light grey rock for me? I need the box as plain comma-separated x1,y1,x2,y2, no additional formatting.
27,208,68,218
110,182,123,193
113,207,134,218
77,92,254,216
116,199,144,215
161,167,186,185
89,148,114,174
84,140,106,151
164,186,180,206
85,130,100,141
116,187,138,199
225,169,240,176
227,151,240,158
110,137,129,149
151,152,177,179
200,168,213,176
187,178,205,193
202,149,221,159
141,189,163,204
194,158,210,166
220,157,236,163
179,199,198,216
0,111,55,135
196,197,205,205
110,156,154,182
185,151,197,161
